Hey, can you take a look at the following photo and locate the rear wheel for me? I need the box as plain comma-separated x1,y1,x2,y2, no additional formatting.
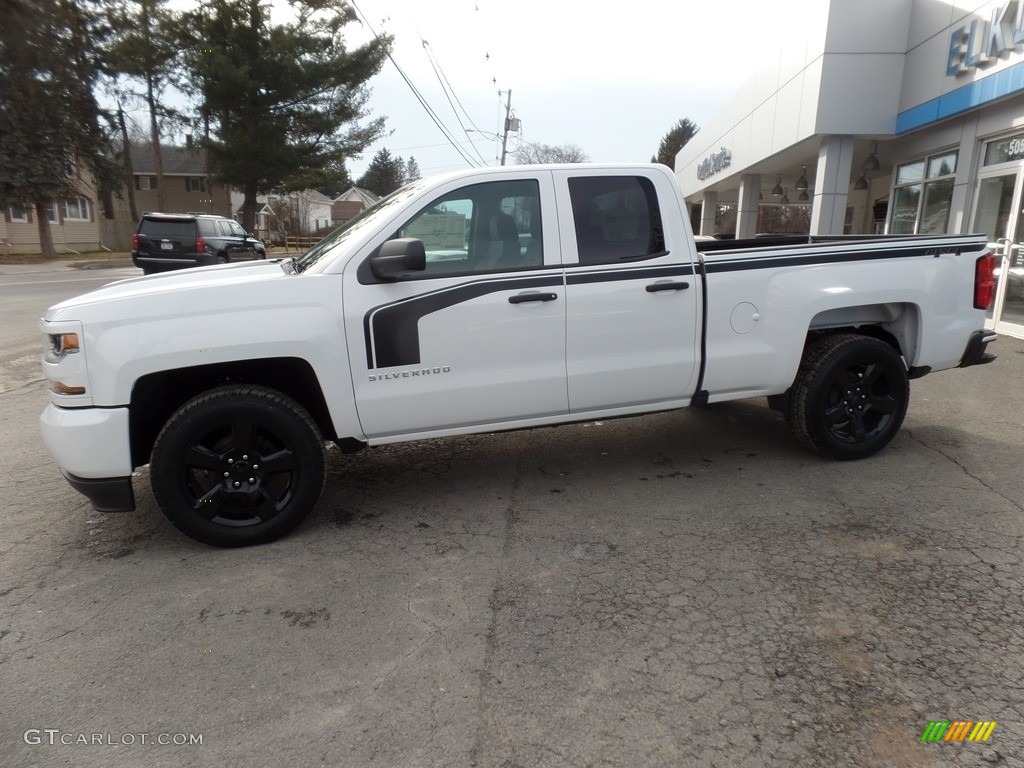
785,334,909,460
150,385,325,546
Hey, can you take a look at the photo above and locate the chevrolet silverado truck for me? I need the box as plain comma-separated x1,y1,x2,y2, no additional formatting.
40,164,998,547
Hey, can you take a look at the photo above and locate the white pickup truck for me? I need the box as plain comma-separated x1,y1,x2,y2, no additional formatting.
40,164,997,546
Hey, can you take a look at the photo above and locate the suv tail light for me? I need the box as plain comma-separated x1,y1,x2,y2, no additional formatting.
974,252,996,310
196,234,206,253
131,233,139,251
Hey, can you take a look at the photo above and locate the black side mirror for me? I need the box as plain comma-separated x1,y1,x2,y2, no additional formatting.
369,238,426,281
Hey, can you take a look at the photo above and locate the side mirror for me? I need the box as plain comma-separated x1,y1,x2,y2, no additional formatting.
369,238,426,281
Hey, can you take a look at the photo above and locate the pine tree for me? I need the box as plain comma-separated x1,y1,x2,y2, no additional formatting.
0,0,117,257
652,118,699,168
404,156,421,183
357,149,406,196
181,0,390,231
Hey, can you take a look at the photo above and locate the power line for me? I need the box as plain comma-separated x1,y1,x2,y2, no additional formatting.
349,1,482,168
420,39,490,166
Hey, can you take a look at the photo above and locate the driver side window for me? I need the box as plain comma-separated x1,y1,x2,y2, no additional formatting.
395,179,543,277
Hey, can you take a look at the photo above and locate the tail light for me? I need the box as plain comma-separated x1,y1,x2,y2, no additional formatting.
974,252,996,310
131,233,139,251
196,234,206,253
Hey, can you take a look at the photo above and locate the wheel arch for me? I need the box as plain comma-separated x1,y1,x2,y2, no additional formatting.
128,357,336,468
806,301,921,362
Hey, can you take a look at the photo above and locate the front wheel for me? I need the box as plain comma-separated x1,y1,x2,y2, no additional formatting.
150,385,326,546
784,334,909,460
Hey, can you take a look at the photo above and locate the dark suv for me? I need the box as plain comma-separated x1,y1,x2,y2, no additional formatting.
131,213,267,275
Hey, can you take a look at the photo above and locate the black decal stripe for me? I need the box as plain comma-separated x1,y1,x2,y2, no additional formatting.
566,264,695,285
704,245,958,274
366,273,563,369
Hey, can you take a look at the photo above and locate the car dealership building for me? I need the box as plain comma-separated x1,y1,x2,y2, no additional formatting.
675,0,1024,337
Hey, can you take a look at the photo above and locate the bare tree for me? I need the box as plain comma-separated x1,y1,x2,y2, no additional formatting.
514,143,589,165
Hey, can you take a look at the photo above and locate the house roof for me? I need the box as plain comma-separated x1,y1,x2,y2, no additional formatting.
129,144,208,175
335,187,380,206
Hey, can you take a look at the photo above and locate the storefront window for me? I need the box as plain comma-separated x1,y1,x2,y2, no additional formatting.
890,186,920,234
896,161,925,185
889,151,957,234
983,132,1024,166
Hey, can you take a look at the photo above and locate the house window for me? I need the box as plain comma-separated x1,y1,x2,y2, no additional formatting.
46,202,58,222
889,151,957,235
8,206,29,222
134,175,158,191
186,176,206,192
62,198,90,221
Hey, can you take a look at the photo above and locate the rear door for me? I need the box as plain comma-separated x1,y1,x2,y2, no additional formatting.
552,168,701,412
343,171,568,438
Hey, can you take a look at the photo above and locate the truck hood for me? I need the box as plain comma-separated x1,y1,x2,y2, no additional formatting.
44,260,292,319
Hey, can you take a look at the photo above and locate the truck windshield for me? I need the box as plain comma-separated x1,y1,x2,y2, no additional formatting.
295,182,427,273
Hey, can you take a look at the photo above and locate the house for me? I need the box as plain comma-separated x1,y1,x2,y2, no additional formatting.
332,187,379,225
126,144,232,217
259,189,335,243
99,144,234,250
228,195,277,243
1,162,102,255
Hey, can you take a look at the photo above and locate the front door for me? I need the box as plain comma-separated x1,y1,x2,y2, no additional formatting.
343,172,568,439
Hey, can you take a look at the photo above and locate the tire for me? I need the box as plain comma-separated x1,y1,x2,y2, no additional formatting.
217,254,229,265
784,334,909,460
150,385,325,547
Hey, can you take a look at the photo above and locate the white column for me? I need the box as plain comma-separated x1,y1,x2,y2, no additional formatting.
735,175,761,239
700,191,718,237
810,136,855,236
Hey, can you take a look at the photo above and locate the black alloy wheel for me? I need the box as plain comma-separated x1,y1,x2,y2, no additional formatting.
150,385,325,546
785,334,909,460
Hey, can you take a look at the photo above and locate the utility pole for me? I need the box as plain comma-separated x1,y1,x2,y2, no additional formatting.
500,89,513,166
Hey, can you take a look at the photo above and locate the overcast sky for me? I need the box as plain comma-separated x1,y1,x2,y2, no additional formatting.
153,0,819,183
345,0,819,179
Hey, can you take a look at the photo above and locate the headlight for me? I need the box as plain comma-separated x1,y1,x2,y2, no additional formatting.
47,332,80,360
41,322,89,401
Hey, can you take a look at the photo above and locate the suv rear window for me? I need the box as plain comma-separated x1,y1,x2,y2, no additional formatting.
141,220,195,238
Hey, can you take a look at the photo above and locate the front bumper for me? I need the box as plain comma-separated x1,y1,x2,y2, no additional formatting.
40,404,136,512
62,472,136,513
959,329,998,368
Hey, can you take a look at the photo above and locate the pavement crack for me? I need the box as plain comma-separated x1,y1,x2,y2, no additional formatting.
469,458,525,766
904,428,1024,512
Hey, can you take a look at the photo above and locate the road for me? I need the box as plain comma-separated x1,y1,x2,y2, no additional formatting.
0,266,138,392
2,263,1023,768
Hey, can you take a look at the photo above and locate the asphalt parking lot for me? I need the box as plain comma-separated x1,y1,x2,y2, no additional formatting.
2,264,1024,767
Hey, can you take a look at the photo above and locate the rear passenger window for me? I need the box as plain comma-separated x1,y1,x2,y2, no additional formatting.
198,219,219,237
568,176,665,264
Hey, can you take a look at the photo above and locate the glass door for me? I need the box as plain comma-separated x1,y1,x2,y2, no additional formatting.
972,172,1024,336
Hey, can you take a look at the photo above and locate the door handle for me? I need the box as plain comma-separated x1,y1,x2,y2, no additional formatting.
645,281,690,293
509,292,558,304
